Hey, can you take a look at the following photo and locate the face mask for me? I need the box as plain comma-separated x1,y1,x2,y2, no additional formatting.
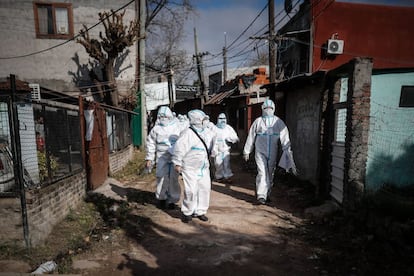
262,108,273,117
192,123,203,132
159,117,170,126
202,119,209,129
217,119,226,129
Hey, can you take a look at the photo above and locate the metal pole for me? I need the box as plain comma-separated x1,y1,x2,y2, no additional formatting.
139,0,146,146
223,32,227,82
9,74,30,249
268,0,276,83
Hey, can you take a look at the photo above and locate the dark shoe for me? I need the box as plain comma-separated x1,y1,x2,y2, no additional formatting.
258,198,266,205
181,215,192,223
197,215,208,221
167,203,177,210
224,178,233,184
157,200,167,209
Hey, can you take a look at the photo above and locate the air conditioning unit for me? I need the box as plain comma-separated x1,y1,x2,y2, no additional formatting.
327,39,344,55
29,83,41,101
58,26,67,34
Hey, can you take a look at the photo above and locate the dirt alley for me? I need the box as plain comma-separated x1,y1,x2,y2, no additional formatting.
6,151,412,275
67,152,328,276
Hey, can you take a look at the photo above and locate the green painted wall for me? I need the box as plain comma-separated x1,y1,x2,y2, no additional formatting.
366,72,414,191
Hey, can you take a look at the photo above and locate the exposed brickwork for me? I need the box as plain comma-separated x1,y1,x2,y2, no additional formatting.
25,172,87,246
344,58,373,209
109,145,133,175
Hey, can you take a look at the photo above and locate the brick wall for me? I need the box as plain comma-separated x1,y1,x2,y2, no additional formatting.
109,145,133,175
343,57,372,209
25,171,87,246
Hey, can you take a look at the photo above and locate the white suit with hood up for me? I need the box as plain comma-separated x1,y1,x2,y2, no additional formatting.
172,109,214,217
243,99,296,202
145,106,182,205
212,113,239,181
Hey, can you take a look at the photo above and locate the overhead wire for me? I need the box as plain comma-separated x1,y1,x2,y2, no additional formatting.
0,0,135,60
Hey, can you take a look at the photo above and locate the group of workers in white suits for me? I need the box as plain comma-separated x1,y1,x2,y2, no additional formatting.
145,99,297,223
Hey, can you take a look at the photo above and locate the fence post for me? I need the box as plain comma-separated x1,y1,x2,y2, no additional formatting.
9,74,30,248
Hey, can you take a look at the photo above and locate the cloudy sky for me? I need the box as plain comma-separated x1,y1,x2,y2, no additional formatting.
178,0,414,82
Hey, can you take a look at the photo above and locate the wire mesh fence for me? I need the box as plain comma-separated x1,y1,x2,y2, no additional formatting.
0,96,84,194
106,108,132,153
366,100,414,191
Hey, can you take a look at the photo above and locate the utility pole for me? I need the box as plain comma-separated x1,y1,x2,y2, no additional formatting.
193,27,209,107
223,32,227,83
166,54,174,108
135,0,146,147
268,0,276,83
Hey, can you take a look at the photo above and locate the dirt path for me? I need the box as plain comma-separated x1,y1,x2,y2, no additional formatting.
70,154,322,275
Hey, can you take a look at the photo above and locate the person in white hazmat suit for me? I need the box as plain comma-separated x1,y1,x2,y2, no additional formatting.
145,106,182,209
212,113,239,183
172,109,214,223
243,99,297,205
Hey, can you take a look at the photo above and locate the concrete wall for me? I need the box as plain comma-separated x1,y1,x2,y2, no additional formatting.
0,0,136,95
285,85,322,186
366,71,414,191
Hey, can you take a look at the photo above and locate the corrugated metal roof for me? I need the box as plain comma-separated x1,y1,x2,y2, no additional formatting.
0,78,31,92
204,88,236,105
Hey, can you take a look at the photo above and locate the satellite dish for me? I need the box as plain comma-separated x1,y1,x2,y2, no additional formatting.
284,0,292,14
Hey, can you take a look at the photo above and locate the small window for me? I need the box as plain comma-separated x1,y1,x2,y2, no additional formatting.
400,86,414,107
33,2,73,39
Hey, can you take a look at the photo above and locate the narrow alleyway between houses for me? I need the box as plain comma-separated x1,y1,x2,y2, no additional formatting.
1,150,413,275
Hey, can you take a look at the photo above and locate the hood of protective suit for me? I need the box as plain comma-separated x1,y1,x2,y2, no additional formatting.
262,99,275,117
157,106,174,126
217,113,227,129
188,109,209,132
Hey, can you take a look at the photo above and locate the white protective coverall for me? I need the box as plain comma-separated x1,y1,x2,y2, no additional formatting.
212,113,239,181
145,106,182,205
243,99,296,202
172,109,214,217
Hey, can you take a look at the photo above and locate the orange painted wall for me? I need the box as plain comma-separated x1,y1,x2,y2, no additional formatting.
311,0,414,71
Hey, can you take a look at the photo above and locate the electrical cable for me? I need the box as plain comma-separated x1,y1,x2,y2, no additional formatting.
0,0,135,60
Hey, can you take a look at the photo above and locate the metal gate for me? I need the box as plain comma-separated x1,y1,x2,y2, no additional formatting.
81,101,109,190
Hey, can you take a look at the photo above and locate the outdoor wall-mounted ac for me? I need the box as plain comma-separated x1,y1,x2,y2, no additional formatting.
327,39,344,55
58,26,67,34
29,83,41,101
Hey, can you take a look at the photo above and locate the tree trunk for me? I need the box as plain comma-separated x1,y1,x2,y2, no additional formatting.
105,59,118,106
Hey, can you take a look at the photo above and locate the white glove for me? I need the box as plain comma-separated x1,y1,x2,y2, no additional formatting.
243,154,249,162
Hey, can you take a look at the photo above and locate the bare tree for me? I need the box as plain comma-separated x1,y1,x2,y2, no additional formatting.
77,1,194,107
77,10,140,106
145,1,194,84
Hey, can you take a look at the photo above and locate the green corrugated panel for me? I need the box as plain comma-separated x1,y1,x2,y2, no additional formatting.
132,106,142,146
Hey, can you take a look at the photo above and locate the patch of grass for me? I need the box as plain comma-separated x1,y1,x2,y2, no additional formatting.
112,149,155,181
0,201,104,273
0,149,153,273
